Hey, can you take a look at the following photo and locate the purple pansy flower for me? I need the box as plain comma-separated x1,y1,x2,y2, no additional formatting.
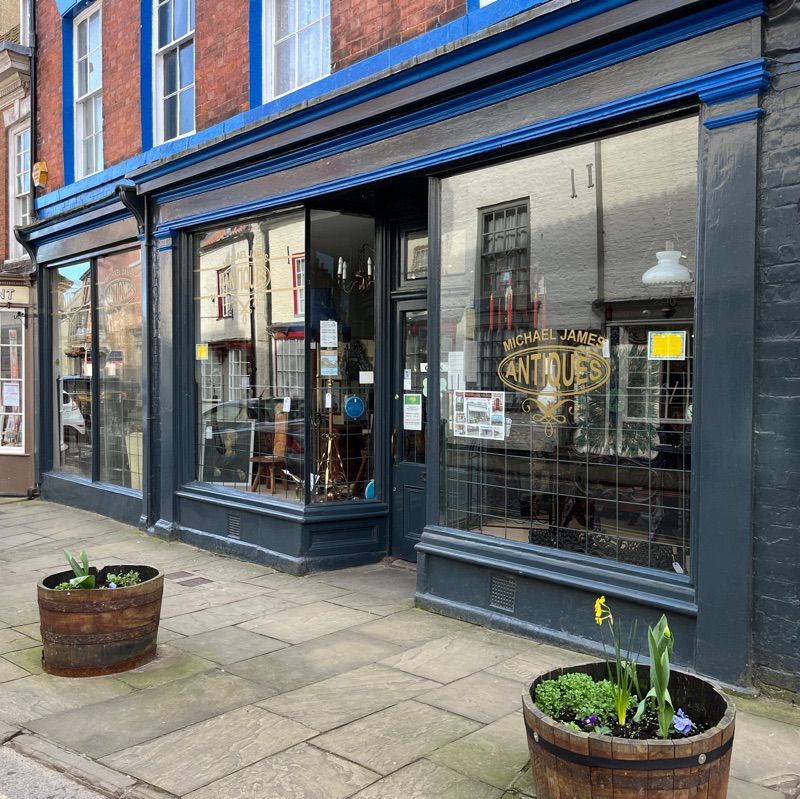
582,714,599,727
672,708,693,734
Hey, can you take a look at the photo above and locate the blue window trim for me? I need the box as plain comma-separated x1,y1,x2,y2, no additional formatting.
141,0,154,152
39,0,765,221
249,0,263,109
61,16,75,185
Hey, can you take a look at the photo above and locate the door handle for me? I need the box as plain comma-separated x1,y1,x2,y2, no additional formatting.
391,428,398,464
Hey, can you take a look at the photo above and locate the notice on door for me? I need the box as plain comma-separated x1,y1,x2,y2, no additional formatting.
403,394,423,431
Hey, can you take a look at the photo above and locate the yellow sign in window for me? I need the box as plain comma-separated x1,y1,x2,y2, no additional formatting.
648,331,686,360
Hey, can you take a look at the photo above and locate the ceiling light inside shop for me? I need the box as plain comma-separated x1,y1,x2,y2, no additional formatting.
642,241,692,287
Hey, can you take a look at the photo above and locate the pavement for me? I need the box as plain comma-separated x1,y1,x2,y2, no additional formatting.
0,498,798,799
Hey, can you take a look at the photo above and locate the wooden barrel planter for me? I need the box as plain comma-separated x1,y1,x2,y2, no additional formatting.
522,661,735,799
37,565,164,677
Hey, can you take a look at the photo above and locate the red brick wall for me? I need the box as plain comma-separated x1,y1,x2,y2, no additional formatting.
195,0,250,131
101,0,141,165
35,0,64,192
331,0,466,70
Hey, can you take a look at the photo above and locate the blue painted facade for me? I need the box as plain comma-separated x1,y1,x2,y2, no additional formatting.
22,0,800,694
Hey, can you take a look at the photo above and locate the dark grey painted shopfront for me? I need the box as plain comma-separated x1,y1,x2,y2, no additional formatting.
24,0,782,691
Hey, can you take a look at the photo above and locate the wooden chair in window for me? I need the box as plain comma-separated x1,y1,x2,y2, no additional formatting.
249,408,288,495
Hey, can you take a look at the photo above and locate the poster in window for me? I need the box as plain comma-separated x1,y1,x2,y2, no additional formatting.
452,390,505,440
2,382,20,409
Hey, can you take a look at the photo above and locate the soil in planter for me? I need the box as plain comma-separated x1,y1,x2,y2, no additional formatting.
548,704,713,740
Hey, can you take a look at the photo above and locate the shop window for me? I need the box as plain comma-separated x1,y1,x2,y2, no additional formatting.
194,212,305,500
155,0,195,143
0,313,24,451
439,116,697,574
74,5,103,178
264,0,330,100
308,210,375,503
51,251,143,488
9,125,30,260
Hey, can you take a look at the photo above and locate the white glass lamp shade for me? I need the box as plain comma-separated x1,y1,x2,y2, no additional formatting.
642,249,692,287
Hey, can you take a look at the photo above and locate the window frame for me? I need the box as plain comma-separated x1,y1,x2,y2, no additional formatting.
73,3,104,179
263,0,331,102
153,0,196,145
7,123,31,261
0,312,25,454
291,252,305,316
217,266,234,319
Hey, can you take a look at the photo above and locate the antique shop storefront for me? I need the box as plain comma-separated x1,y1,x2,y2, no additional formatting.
23,0,768,687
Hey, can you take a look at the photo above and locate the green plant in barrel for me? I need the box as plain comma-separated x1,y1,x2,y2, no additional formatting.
54,550,142,590
55,549,95,590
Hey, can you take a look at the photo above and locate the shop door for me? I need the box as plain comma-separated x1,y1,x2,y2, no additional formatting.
390,300,428,561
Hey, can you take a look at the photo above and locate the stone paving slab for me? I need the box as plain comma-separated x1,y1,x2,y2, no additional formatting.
26,670,275,758
113,648,218,690
350,758,502,799
312,699,482,775
2,646,43,674
730,710,800,783
352,607,473,647
427,712,530,791
101,705,317,795
0,672,134,725
171,625,288,665
184,742,379,799
226,628,405,693
239,599,379,643
259,663,441,732
160,593,296,636
380,635,517,683
417,670,524,724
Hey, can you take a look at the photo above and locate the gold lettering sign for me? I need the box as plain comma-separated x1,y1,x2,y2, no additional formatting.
497,329,611,436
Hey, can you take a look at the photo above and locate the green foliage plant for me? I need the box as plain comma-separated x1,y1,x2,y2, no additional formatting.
105,570,141,588
594,595,641,726
535,672,631,729
634,614,675,739
56,549,95,590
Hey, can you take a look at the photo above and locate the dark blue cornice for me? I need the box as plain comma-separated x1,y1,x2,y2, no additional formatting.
153,57,768,235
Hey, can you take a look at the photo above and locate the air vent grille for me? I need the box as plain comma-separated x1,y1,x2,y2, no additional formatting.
227,514,241,539
489,572,516,612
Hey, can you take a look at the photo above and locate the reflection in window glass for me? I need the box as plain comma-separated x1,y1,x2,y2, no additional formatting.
195,212,306,501
97,251,144,488
0,313,24,450
309,211,375,502
52,263,93,477
439,117,697,574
